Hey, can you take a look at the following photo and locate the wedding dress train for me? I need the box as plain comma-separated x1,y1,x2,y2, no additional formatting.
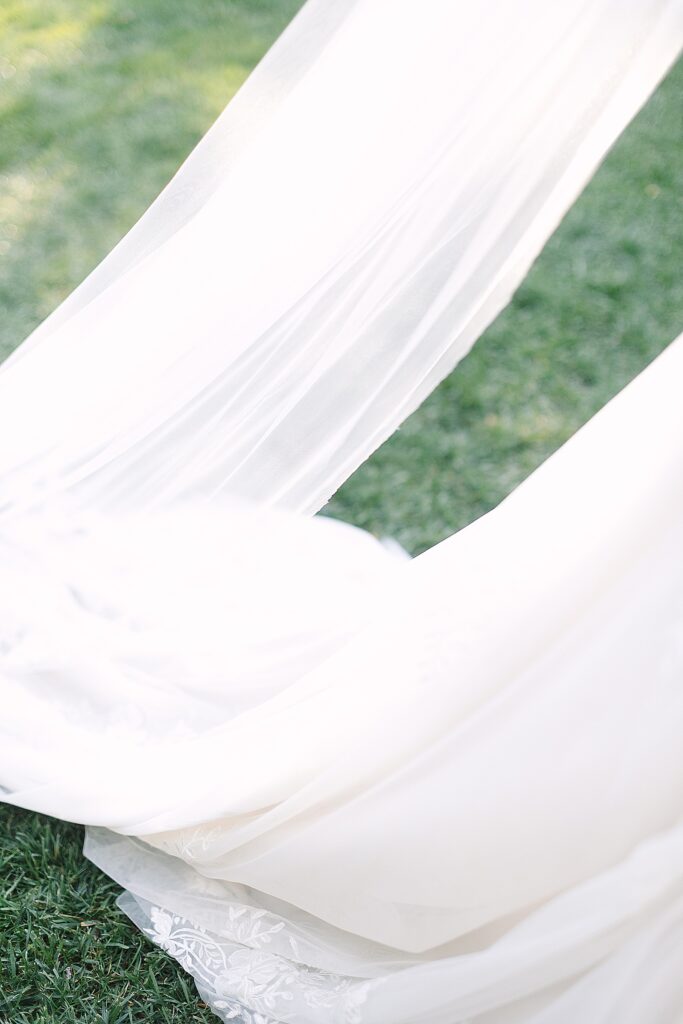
4,326,683,1022
2,0,683,1021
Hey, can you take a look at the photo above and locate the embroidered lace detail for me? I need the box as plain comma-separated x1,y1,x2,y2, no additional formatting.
145,905,372,1024
223,906,288,949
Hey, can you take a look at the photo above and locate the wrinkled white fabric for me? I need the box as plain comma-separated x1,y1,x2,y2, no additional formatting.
1,0,683,1021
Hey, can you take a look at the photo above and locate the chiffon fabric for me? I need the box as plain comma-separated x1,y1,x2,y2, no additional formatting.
1,0,682,517
2,0,683,1021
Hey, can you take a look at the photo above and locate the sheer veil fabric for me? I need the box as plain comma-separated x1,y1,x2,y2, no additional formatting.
1,0,683,1021
1,0,682,517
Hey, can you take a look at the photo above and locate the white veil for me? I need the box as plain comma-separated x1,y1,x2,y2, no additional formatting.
0,0,680,518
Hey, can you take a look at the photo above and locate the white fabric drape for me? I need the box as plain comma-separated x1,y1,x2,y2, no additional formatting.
2,0,683,1021
0,0,681,519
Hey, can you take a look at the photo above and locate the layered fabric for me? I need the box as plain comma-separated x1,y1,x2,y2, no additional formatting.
3,327,683,1021
2,0,683,1021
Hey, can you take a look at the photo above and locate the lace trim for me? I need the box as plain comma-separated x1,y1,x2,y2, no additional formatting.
145,905,371,1024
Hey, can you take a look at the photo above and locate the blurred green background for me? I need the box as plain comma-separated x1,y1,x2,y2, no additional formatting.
0,1,681,1020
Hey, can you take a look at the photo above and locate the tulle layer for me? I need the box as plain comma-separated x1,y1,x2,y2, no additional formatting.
86,823,683,1023
3,334,683,1018
1,0,680,518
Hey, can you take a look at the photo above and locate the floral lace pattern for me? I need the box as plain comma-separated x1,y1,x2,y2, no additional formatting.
145,905,371,1024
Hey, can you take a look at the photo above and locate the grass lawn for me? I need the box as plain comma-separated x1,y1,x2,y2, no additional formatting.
0,1,681,1020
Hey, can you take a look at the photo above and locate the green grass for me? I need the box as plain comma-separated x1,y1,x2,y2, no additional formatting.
0,0,681,1019
0,0,304,357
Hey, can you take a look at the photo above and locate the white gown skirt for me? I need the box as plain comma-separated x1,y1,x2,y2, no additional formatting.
2,0,682,1018
3,329,683,1022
